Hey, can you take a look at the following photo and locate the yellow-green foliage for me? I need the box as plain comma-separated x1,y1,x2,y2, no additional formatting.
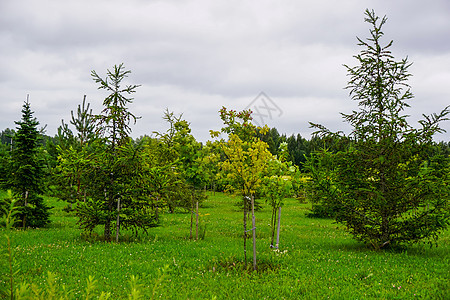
221,134,273,196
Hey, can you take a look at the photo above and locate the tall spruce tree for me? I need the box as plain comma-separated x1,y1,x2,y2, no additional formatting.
9,98,50,228
307,10,449,249
90,63,140,241
76,64,158,242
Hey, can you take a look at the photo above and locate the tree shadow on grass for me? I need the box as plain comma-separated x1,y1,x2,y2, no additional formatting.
324,238,449,258
206,256,281,275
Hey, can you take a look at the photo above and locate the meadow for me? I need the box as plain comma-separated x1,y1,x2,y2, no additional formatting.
1,190,449,299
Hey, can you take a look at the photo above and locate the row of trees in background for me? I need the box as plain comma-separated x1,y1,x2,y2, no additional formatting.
51,64,208,242
0,65,208,240
1,10,449,271
0,94,304,270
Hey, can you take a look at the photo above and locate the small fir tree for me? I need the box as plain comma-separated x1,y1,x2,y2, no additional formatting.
9,98,50,228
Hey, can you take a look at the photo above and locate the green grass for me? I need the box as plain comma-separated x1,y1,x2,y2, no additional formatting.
1,191,449,299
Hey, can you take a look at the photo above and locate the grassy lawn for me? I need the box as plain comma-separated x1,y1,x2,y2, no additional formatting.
1,191,449,299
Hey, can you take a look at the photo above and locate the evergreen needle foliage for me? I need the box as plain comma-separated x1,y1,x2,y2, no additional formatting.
307,9,450,250
7,98,50,228
75,64,158,242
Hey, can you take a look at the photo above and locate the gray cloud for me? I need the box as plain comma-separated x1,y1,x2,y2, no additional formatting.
1,0,449,142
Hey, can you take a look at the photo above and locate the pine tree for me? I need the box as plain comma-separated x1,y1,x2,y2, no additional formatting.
53,96,98,208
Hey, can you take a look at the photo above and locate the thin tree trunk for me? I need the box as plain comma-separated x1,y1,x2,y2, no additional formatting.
104,188,111,241
190,195,193,239
270,206,276,248
275,206,281,249
195,201,199,240
116,198,121,243
251,194,257,271
155,196,159,222
76,177,81,201
22,191,28,229
104,222,111,241
243,196,248,264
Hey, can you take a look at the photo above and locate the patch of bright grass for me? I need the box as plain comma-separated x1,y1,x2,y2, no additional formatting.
1,192,449,299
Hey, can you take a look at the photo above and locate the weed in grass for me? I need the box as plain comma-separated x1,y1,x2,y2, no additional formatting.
1,196,20,299
8,264,170,299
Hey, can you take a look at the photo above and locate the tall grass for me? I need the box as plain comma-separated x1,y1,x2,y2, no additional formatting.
1,191,448,299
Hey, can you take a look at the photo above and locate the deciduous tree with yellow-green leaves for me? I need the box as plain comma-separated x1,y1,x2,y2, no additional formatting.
212,107,273,270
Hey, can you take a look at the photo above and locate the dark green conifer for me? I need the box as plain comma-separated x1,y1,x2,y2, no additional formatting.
9,97,50,228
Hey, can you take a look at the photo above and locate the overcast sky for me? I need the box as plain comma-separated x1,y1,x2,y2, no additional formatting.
1,0,449,142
